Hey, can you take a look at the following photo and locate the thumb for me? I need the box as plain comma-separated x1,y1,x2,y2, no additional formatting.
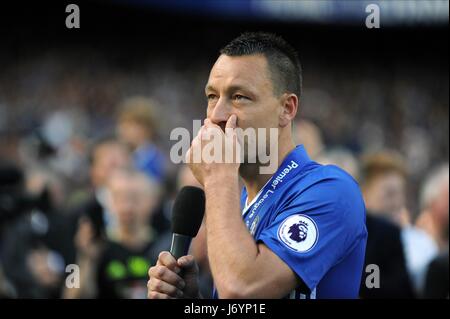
177,255,197,270
177,255,199,279
225,114,237,130
177,255,199,278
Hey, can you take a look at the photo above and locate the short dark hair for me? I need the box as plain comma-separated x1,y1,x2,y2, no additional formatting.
220,32,302,97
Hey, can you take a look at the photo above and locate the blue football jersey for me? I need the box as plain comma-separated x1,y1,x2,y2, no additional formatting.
213,145,367,299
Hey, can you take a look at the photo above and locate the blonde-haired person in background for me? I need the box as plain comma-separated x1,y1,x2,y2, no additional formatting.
116,96,167,185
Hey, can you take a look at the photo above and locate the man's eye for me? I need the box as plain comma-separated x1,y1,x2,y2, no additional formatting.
233,94,249,101
207,94,217,101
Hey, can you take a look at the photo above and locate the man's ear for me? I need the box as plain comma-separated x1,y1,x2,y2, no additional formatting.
279,93,299,128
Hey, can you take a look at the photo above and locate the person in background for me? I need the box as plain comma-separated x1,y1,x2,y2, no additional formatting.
64,168,162,299
64,137,132,265
360,151,416,298
416,164,449,251
416,164,449,297
25,165,67,212
361,151,410,226
20,110,91,186
317,148,415,298
23,166,73,286
116,96,167,185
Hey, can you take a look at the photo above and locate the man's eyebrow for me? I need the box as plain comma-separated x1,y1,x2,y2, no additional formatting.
205,84,215,93
227,84,254,93
205,83,254,93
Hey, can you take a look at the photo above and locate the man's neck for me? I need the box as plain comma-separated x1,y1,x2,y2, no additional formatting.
241,137,296,204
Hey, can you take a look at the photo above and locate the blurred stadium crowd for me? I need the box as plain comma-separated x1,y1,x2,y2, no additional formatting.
0,1,448,299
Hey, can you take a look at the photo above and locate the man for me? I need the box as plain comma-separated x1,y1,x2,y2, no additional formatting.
148,32,367,299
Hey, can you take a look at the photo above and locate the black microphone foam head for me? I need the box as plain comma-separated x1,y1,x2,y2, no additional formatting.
171,186,205,237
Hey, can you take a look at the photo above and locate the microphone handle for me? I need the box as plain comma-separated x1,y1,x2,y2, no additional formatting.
170,233,193,259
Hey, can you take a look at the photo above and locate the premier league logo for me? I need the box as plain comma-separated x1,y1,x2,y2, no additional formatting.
288,221,308,242
278,215,318,253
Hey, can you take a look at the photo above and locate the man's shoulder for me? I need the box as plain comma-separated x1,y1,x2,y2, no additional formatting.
279,163,366,226
312,162,357,182
290,162,361,197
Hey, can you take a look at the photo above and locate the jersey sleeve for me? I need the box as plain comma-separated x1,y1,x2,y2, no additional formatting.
257,169,367,291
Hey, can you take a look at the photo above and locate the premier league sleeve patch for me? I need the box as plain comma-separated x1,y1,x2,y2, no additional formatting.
277,214,319,253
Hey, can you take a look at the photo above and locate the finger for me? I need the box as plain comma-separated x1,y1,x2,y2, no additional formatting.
147,291,176,299
187,132,204,165
157,251,181,273
185,145,192,164
201,126,211,139
197,124,207,136
148,265,185,290
177,255,196,269
203,118,221,130
225,114,237,130
148,278,184,298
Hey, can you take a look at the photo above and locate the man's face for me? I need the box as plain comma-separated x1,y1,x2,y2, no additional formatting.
205,54,282,163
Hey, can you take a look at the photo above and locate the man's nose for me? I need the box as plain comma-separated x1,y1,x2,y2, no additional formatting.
209,97,231,126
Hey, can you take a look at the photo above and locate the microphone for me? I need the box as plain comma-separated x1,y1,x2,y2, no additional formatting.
170,186,205,259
